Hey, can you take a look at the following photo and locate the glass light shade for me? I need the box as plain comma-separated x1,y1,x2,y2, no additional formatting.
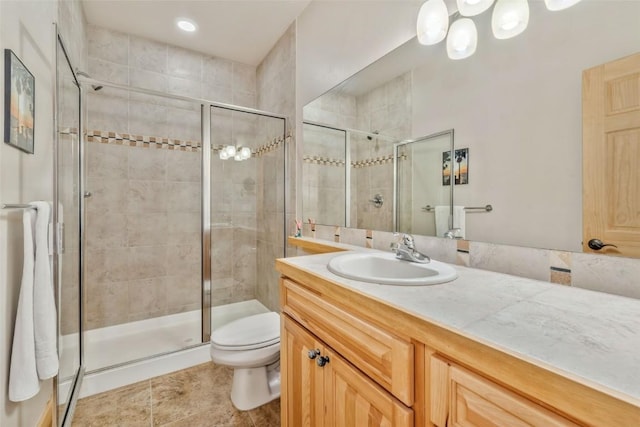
219,150,229,160
224,145,236,157
240,147,251,160
457,0,495,17
492,0,529,39
446,18,478,60
416,0,449,45
233,153,243,161
544,0,581,11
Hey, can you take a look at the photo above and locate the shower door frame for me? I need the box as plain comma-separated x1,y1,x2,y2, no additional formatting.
77,75,288,350
54,30,86,427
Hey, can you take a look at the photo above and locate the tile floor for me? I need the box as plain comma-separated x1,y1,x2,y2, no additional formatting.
71,362,280,426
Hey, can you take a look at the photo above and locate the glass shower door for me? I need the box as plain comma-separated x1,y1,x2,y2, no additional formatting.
55,34,83,426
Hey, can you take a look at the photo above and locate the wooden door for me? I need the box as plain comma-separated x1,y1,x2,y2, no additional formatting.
324,348,413,427
281,315,325,427
583,52,640,257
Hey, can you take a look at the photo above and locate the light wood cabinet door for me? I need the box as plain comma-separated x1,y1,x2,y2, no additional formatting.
430,356,579,427
282,315,325,427
282,314,413,427
324,347,414,427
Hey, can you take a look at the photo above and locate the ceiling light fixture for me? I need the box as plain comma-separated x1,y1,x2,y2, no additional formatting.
457,0,495,17
544,0,582,11
492,0,529,39
447,18,478,60
417,0,582,59
416,0,449,45
177,18,197,33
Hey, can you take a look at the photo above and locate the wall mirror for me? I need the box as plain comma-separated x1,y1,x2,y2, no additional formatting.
302,0,640,254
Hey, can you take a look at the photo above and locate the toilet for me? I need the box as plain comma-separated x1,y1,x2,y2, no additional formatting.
210,312,281,411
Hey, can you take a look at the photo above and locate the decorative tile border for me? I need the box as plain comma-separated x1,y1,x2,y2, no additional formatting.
302,153,408,168
80,129,287,157
86,130,200,151
302,155,345,167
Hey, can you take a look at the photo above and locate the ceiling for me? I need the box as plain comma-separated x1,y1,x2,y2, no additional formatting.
81,0,312,66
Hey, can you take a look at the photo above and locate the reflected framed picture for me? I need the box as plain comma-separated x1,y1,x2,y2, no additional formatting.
4,49,35,154
443,148,469,185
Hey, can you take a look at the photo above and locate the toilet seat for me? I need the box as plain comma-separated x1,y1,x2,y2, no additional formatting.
211,312,280,351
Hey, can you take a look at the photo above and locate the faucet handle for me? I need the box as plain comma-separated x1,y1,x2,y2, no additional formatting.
401,234,415,249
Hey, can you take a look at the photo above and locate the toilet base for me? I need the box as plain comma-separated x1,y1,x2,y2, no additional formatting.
230,362,280,411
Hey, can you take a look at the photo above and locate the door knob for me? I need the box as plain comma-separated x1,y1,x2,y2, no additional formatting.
587,239,618,251
307,349,320,360
316,356,330,367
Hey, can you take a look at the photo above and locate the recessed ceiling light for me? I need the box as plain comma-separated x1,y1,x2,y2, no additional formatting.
177,18,197,32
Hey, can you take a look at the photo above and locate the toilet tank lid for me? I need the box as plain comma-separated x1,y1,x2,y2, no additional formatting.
211,312,280,348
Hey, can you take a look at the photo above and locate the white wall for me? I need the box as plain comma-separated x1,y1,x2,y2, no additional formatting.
1,1,58,425
296,0,422,105
411,0,640,251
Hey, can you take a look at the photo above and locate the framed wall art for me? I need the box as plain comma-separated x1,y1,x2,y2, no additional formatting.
4,49,35,154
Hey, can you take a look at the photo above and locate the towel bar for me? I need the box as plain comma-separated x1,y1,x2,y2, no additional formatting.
421,204,493,212
2,204,36,210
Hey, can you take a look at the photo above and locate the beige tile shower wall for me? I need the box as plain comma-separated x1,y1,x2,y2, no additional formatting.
84,25,259,329
256,23,296,312
352,72,412,231
85,144,202,329
303,225,640,301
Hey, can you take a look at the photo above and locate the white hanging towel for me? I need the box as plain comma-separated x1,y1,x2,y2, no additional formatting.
8,202,58,402
32,201,58,379
9,209,39,402
434,205,450,238
453,205,466,239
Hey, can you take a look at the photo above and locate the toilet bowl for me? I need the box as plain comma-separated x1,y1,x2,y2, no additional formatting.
210,312,281,411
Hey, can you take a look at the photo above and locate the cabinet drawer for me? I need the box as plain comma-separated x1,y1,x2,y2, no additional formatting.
430,356,580,427
281,279,414,406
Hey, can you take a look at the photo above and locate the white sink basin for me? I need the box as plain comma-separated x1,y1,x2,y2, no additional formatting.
327,252,458,286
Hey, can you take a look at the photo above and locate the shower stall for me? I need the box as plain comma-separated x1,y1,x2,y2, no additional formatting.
55,35,287,425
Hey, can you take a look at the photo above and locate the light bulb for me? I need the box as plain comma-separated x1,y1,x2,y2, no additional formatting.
224,145,236,157
416,0,449,45
446,18,477,60
240,147,251,160
219,150,229,160
176,19,197,32
492,0,529,39
457,0,495,17
234,153,242,161
544,0,581,11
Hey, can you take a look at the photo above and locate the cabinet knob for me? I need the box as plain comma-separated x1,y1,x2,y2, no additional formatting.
308,349,320,360
316,356,330,367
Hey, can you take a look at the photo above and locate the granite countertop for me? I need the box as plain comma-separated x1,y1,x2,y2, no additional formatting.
280,244,640,403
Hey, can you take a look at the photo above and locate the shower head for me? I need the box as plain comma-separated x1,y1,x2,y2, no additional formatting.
75,70,104,91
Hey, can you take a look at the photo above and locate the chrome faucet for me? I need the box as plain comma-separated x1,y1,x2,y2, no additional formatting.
391,233,430,264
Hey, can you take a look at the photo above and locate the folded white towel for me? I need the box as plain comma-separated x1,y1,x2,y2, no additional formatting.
453,205,466,239
9,209,40,402
32,201,58,379
435,205,450,238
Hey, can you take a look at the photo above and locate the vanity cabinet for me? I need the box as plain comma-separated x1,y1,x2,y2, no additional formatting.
282,315,414,427
278,254,640,427
429,356,579,427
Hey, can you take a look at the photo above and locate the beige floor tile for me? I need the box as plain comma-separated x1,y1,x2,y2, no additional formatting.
247,399,280,427
71,362,281,427
72,381,151,426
